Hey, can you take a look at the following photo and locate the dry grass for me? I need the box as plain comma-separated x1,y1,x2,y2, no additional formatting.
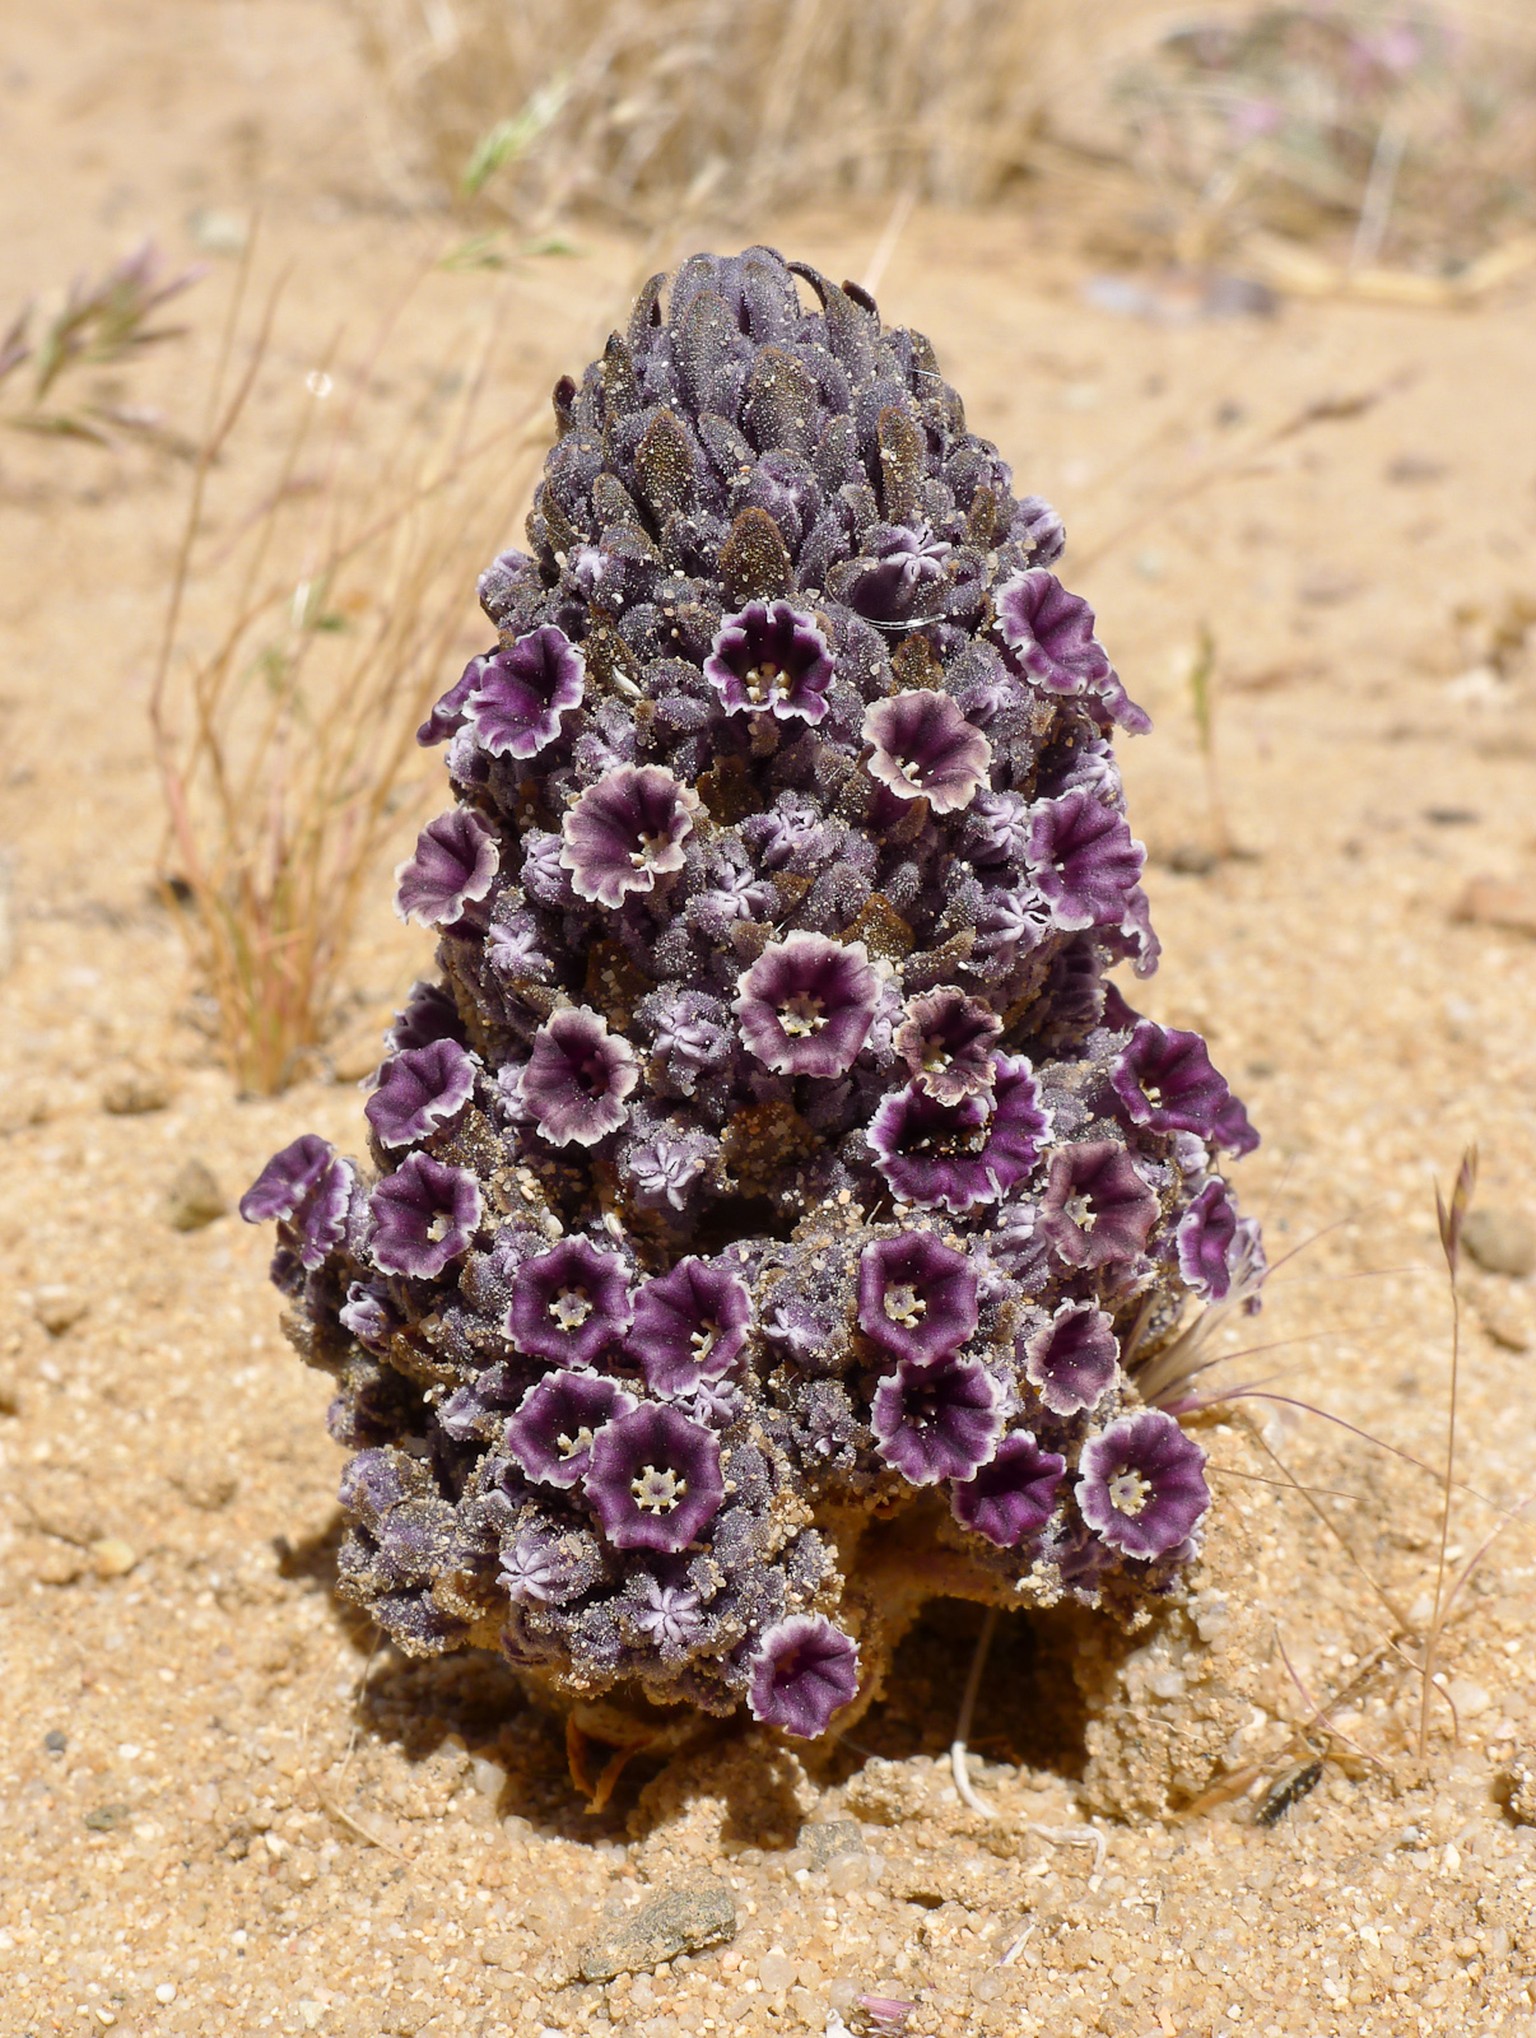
149,253,548,1095
350,0,1154,226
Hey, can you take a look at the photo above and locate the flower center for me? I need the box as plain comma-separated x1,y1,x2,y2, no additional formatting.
555,1425,594,1461
689,1318,722,1360
882,1282,926,1327
921,1036,953,1072
743,659,785,703
1065,1191,1098,1231
631,1464,685,1513
1141,1080,1163,1106
895,754,925,788
1107,1467,1151,1517
629,828,672,870
549,1285,594,1332
779,990,826,1037
427,1211,454,1243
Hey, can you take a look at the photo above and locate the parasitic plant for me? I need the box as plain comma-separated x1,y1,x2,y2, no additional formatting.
243,248,1262,1757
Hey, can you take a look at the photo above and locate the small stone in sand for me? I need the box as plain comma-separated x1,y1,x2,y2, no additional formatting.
102,1070,172,1115
1463,1206,1535,1279
575,1877,736,1981
33,1285,88,1336
164,1158,228,1231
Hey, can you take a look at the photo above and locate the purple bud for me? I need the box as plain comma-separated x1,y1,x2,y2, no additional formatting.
1076,1409,1210,1560
1039,1141,1158,1270
368,1152,482,1278
1111,1018,1257,1155
582,1403,725,1553
950,1431,1066,1548
1025,789,1144,933
869,1054,1050,1213
395,807,499,927
892,987,1001,1104
629,1574,707,1654
862,689,992,814
386,979,467,1054
507,1236,633,1366
505,1369,637,1487
417,654,483,746
340,1280,398,1349
466,625,585,758
365,1037,478,1149
871,1353,1003,1485
559,763,699,909
500,1527,580,1605
239,1134,353,1270
746,1613,860,1738
704,599,835,722
734,932,881,1078
1022,1301,1120,1416
519,1006,639,1147
856,1231,978,1366
629,1256,753,1399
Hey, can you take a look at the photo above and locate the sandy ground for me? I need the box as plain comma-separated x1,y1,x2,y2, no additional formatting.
4,5,1536,2036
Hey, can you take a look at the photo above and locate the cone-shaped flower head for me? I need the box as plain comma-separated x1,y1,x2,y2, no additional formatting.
746,1613,860,1738
704,599,834,721
1076,1409,1210,1560
734,933,880,1078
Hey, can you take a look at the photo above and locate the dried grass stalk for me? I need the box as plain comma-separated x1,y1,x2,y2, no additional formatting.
151,257,547,1094
350,0,1149,222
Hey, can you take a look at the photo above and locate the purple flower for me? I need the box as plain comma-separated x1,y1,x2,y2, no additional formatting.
1076,1409,1210,1560
519,1007,639,1147
416,653,482,746
240,1134,353,1270
621,1127,715,1212
487,916,552,980
629,1256,753,1399
1111,1018,1257,1156
1022,1301,1120,1416
967,789,1033,867
995,569,1112,694
871,1353,1003,1485
1039,1141,1158,1270
1176,1179,1238,1302
507,1236,633,1366
339,1279,397,1348
395,807,499,927
856,1232,978,1366
862,690,992,814
950,1432,1066,1548
734,933,880,1079
1025,790,1144,932
559,764,700,909
892,987,1001,1104
386,980,466,1054
365,1037,477,1149
466,625,585,758
869,1054,1050,1213
746,1614,860,1738
582,1403,725,1553
704,600,834,722
505,1369,637,1487
629,1575,706,1654
368,1152,482,1277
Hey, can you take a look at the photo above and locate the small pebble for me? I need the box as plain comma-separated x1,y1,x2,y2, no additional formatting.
101,1070,172,1115
33,1285,88,1336
90,1537,138,1580
1463,1206,1535,1279
155,1981,178,2003
575,1878,736,1982
164,1158,228,1232
44,1728,68,1755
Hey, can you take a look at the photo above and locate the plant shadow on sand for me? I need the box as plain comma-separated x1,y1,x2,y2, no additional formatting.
274,1513,1114,1847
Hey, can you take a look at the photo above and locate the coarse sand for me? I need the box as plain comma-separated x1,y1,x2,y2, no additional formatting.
3,5,1536,2035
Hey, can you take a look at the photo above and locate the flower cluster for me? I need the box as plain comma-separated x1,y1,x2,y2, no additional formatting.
243,249,1261,1747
